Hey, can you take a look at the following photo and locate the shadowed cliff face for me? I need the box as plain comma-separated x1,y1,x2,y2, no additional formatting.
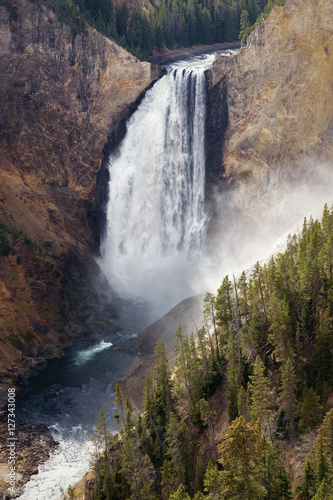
207,0,333,216
0,0,162,382
0,0,161,199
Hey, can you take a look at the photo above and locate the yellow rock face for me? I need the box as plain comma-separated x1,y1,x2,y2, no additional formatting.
209,0,333,214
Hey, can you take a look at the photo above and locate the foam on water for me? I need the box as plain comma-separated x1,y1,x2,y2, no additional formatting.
73,340,113,366
18,426,93,500
17,344,134,499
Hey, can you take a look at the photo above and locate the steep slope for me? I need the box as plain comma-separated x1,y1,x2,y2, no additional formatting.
0,0,162,385
207,0,333,216
116,294,205,408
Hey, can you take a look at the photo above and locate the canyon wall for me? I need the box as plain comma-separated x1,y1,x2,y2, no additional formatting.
0,0,161,383
207,0,333,216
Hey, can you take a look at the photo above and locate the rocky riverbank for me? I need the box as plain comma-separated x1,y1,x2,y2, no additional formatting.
0,419,57,498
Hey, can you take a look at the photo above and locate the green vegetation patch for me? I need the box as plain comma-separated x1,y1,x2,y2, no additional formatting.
0,222,18,256
240,0,287,45
38,307,55,318
0,220,47,261
0,1,11,10
0,1,19,20
8,335,21,348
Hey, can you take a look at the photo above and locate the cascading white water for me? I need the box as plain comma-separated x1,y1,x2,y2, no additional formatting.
99,54,216,314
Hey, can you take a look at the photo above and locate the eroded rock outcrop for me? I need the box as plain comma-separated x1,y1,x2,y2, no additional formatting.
0,0,162,384
207,0,333,215
0,0,161,198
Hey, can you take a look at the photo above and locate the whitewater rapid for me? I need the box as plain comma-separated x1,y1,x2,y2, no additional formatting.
16,339,135,500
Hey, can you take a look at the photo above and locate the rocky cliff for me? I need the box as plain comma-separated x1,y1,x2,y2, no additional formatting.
207,0,333,216
0,0,161,386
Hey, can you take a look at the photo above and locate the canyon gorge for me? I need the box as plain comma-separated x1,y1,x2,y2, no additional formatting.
0,0,332,497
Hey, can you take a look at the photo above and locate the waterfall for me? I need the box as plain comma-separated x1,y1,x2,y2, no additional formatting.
100,55,215,315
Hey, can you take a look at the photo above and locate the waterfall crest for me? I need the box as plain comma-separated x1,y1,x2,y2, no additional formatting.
100,55,215,314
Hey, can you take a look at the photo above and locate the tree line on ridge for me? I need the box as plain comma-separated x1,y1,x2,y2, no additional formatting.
30,0,286,60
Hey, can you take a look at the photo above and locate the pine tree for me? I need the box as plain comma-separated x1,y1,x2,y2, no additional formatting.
115,383,125,427
95,408,110,457
312,477,333,500
317,436,329,484
226,337,241,422
193,492,205,500
301,409,333,499
153,339,174,412
279,357,298,442
194,456,205,493
161,460,175,500
203,459,222,499
297,386,322,433
218,417,267,499
249,355,272,434
204,292,220,359
262,439,292,499
320,204,333,284
239,9,250,44
215,275,234,341
175,326,203,423
200,398,217,457
170,484,191,500
121,432,141,499
165,412,193,488
197,326,211,397
317,408,333,469
314,310,333,397
268,292,291,361
251,262,269,325
237,271,249,322
263,0,274,18
304,456,317,500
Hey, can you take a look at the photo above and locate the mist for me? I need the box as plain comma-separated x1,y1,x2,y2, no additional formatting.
97,160,333,323
199,161,333,294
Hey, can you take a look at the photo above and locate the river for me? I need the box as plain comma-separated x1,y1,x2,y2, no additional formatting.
16,298,155,499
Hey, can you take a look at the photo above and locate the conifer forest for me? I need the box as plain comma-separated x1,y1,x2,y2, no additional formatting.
89,206,333,499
